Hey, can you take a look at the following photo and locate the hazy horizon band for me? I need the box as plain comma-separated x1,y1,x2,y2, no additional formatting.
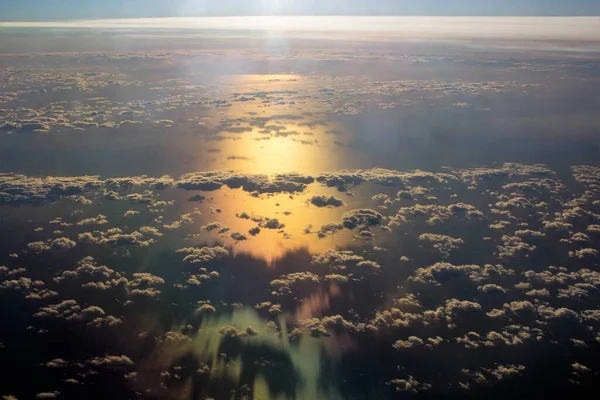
1,16,600,41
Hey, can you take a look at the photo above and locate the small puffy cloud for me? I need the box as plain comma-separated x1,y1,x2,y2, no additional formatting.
218,325,250,338
43,358,70,368
176,246,229,263
570,248,599,259
299,315,358,337
270,272,320,296
123,210,140,217
26,241,50,252
230,232,248,241
388,376,431,394
309,195,344,208
341,209,383,230
202,222,223,232
587,224,600,233
33,300,121,327
444,299,482,316
356,260,381,270
196,303,216,313
259,218,285,230
409,262,512,286
88,355,134,369
572,363,591,373
50,237,77,250
418,233,464,258
76,214,108,226
393,336,424,349
478,283,507,294
78,226,162,247
497,235,536,259
525,288,551,297
127,272,165,298
485,364,526,380
36,392,60,399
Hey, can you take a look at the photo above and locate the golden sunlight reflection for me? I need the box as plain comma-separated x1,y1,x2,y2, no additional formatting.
177,73,369,263
216,130,340,174
185,187,360,264
228,74,301,84
196,73,351,174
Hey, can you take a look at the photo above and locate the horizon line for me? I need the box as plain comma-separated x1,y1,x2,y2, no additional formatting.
2,15,600,24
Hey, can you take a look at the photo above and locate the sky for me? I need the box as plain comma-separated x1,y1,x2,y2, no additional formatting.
0,0,599,21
